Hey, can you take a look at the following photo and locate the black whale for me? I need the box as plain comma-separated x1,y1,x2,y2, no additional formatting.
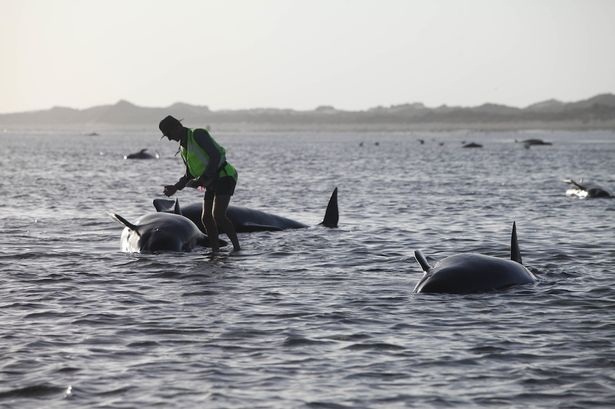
413,222,536,294
110,212,223,253
124,148,159,159
564,179,612,199
153,188,339,233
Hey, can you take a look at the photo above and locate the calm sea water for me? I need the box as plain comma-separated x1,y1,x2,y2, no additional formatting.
1,128,614,408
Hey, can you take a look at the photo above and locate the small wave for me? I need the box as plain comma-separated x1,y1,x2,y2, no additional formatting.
55,366,81,374
126,340,161,348
283,335,332,347
325,332,372,342
344,370,407,380
305,401,354,409
343,342,405,351
23,310,67,320
98,385,136,396
181,289,218,297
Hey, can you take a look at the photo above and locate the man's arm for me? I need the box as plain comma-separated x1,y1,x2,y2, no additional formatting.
174,163,191,190
163,163,191,197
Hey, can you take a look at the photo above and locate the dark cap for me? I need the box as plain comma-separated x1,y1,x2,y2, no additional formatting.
159,115,182,137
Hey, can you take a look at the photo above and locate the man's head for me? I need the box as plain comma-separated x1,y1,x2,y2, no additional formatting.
159,115,183,141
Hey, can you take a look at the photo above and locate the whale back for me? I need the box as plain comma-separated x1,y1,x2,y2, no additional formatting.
414,253,535,294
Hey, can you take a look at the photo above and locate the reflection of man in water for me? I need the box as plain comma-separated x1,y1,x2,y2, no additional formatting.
159,115,240,252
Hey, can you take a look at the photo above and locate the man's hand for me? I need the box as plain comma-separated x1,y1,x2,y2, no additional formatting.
163,185,178,197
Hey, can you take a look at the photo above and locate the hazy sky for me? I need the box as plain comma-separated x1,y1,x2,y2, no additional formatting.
2,0,614,113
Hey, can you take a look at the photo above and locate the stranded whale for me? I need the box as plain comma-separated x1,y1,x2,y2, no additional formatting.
413,222,536,294
124,148,159,160
110,212,224,253
153,187,339,233
515,138,552,149
564,179,612,199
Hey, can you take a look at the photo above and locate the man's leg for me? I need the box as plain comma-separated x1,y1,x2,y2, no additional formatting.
202,198,219,252
213,194,241,251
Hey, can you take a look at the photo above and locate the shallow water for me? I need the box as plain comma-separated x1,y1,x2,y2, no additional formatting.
1,128,614,408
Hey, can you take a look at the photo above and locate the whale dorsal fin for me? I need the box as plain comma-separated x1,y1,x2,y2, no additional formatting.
414,250,432,272
139,148,148,153
320,187,339,228
110,213,141,237
153,198,182,215
511,221,522,264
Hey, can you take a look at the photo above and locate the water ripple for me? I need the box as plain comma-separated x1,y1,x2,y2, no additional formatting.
1,130,615,408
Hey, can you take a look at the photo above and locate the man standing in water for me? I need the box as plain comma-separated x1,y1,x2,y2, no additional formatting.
159,115,240,253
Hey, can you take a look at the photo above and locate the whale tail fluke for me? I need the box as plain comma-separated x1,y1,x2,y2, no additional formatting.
320,187,339,228
414,250,432,272
511,222,522,264
109,213,141,236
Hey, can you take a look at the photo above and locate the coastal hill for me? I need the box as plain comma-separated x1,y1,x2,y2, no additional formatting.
2,94,615,131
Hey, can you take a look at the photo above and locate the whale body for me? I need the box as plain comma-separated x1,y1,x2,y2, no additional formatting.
515,138,552,149
124,148,159,160
413,222,536,294
154,187,339,233
110,212,222,253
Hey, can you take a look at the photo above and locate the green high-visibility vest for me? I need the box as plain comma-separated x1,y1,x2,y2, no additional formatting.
180,129,236,181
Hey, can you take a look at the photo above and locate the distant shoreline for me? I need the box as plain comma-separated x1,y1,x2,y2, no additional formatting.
2,93,615,132
3,122,615,134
